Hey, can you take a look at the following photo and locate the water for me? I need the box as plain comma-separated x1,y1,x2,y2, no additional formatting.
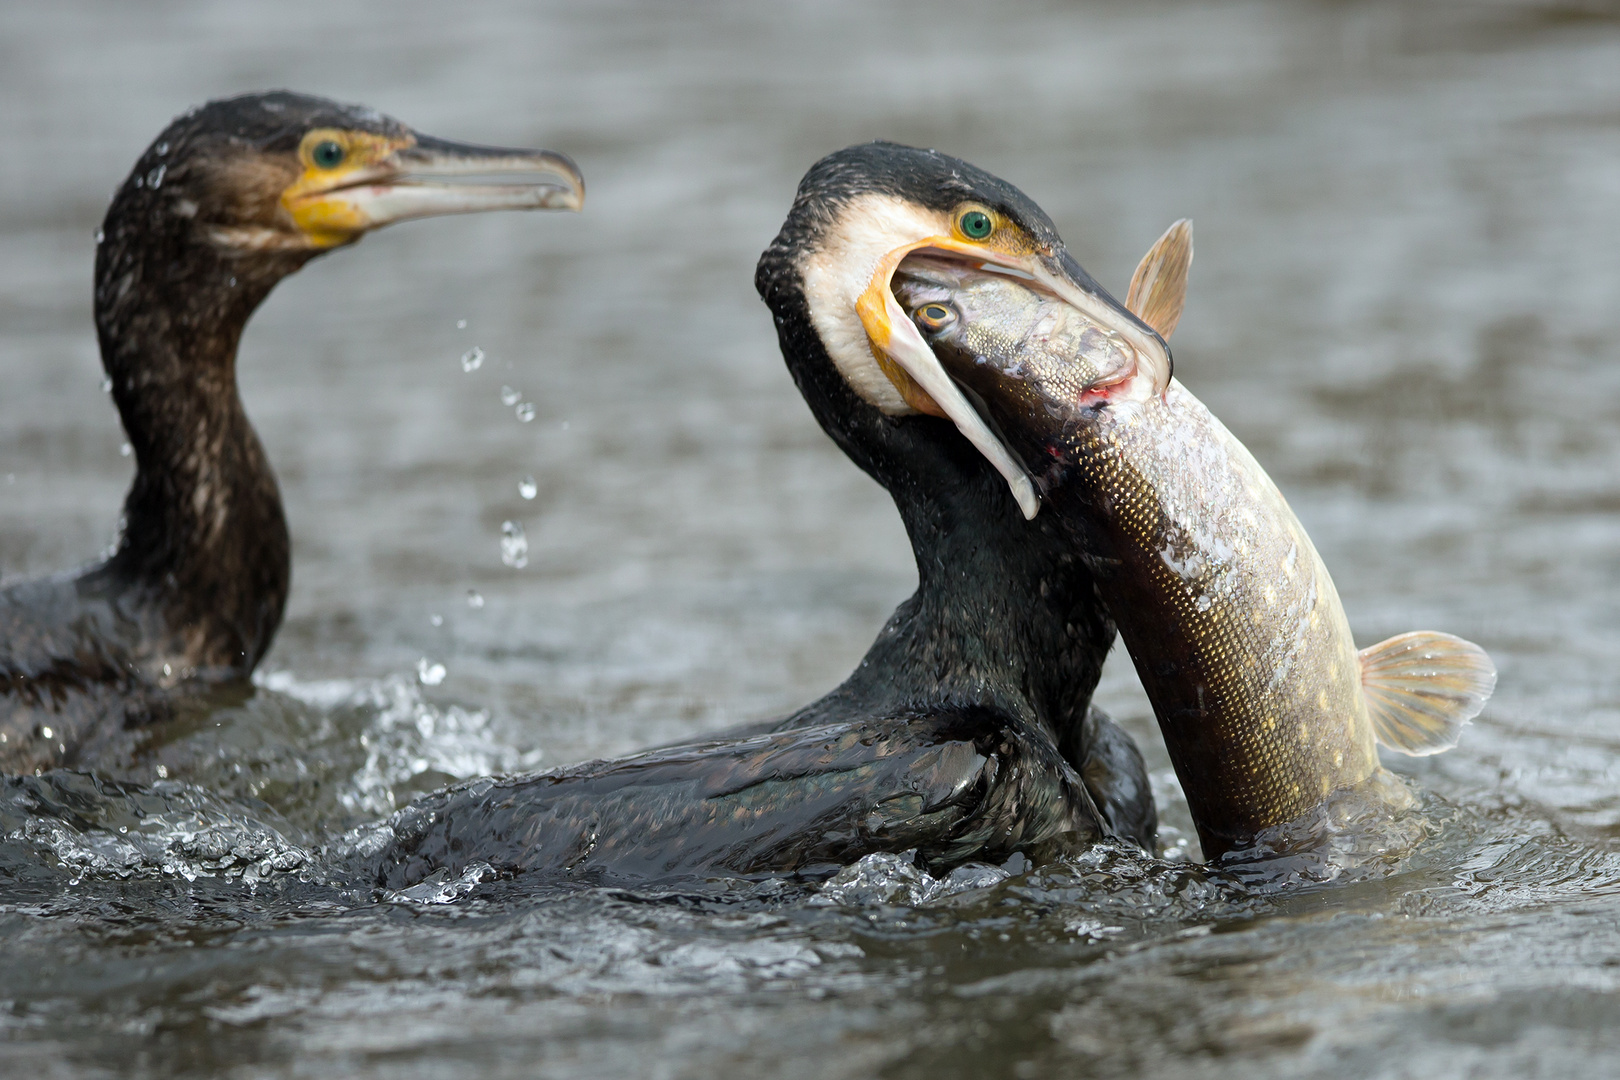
1,0,1619,1076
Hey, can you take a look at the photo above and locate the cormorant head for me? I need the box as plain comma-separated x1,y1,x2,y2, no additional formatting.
96,90,583,311
756,143,1167,521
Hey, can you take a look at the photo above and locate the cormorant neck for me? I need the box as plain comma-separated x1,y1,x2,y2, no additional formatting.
758,264,1116,752
90,201,312,677
827,464,1115,746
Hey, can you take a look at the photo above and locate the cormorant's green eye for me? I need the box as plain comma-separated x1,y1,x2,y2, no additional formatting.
959,210,993,240
311,140,346,169
914,303,958,333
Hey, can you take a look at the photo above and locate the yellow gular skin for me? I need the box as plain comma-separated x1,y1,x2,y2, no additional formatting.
280,129,417,248
855,206,1042,416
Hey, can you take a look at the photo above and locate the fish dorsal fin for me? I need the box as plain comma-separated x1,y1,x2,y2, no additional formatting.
1358,631,1496,756
1126,218,1193,340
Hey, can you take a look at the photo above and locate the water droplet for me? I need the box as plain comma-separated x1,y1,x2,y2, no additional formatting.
119,442,132,458
39,726,53,740
518,476,537,499
133,174,144,189
430,613,444,627
460,347,484,372
94,228,105,244
156,141,169,156
155,764,169,779
228,277,237,288
500,385,521,407
466,589,485,609
456,319,468,330
146,164,166,189
515,402,535,423
417,657,447,686
100,376,112,393
500,521,529,568
162,663,171,677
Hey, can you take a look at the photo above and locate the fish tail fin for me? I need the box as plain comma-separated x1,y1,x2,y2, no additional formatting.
1358,631,1496,756
1126,219,1193,340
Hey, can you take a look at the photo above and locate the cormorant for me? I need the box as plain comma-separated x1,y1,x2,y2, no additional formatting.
0,91,583,773
371,143,1161,889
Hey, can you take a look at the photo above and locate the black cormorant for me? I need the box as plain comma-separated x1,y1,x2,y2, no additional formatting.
0,91,583,773
371,144,1163,889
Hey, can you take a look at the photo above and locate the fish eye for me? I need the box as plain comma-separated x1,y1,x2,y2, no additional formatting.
311,140,346,169
913,303,958,332
958,210,993,240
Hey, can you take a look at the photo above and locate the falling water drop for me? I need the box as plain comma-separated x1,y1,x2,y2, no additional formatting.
500,385,521,407
460,347,484,372
466,589,485,609
120,443,132,458
417,657,447,686
518,476,537,500
430,613,444,627
515,402,536,423
500,521,529,568
456,319,468,330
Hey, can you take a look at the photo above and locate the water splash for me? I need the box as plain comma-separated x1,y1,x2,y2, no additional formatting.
0,772,311,885
518,476,537,500
500,520,528,568
460,347,484,372
255,671,544,818
384,860,493,905
810,851,1009,907
416,658,447,686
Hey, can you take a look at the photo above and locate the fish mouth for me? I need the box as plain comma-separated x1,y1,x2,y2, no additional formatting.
857,237,1170,520
283,134,584,247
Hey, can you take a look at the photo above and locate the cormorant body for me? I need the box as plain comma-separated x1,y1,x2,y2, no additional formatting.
0,92,583,772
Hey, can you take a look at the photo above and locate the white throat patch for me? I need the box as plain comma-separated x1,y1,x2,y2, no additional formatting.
799,193,952,415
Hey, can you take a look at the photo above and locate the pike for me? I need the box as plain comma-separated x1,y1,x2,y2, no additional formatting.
887,223,1495,859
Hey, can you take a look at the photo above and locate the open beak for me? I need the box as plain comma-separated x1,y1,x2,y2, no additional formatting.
285,134,584,245
856,237,1171,521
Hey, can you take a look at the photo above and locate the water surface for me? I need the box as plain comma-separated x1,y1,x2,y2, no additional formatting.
3,1,1620,1076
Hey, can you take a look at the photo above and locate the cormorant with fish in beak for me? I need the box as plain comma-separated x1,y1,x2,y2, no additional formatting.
368,144,1164,890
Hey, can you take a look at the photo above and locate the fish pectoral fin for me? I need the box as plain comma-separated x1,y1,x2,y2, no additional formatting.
1125,218,1193,340
1358,631,1497,756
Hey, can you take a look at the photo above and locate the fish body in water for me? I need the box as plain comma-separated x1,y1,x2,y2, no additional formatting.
891,245,1495,858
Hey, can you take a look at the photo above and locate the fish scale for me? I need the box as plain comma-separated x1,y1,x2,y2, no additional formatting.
1048,384,1378,850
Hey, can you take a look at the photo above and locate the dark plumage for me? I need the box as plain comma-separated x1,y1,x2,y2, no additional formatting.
0,92,582,772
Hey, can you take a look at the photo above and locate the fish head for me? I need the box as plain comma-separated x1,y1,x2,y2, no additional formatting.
887,255,1162,475
858,230,1170,520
